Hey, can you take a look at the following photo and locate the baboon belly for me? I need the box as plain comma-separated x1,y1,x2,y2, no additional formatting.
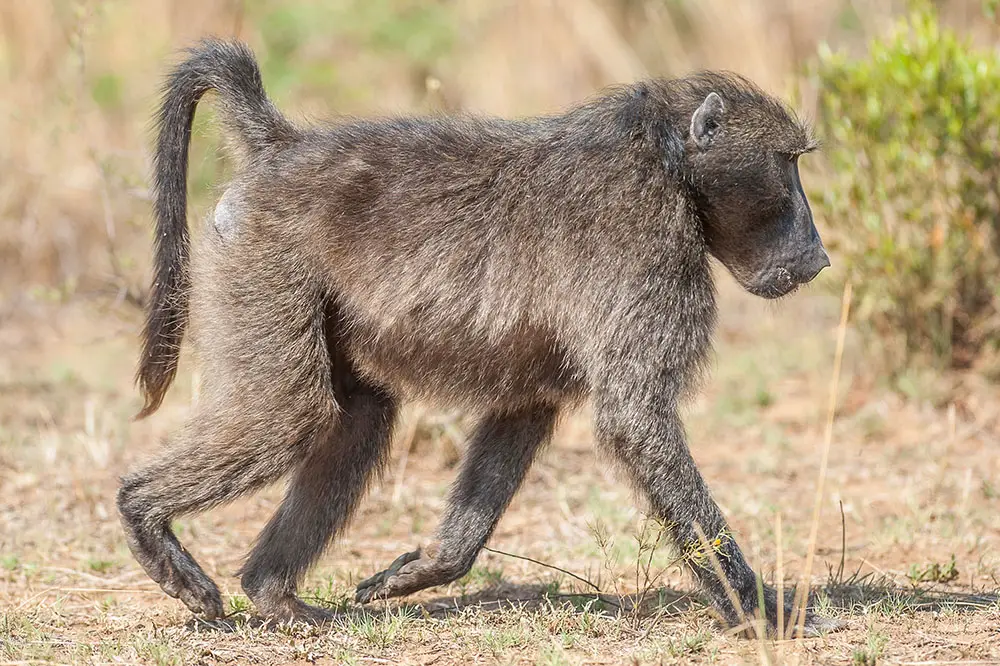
341,319,586,409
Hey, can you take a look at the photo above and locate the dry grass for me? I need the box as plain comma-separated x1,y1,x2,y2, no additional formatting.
3,276,999,665
2,1,1000,664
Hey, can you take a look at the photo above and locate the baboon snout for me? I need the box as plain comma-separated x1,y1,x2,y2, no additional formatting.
799,247,831,283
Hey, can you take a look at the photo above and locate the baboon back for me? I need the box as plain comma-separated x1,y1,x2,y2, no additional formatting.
220,109,687,408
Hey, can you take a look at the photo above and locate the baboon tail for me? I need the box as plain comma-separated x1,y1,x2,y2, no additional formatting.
136,39,296,419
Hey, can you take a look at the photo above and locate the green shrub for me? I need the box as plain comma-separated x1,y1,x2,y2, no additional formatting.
811,2,1000,374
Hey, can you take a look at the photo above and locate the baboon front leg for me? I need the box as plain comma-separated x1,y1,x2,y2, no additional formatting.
240,382,397,623
355,405,558,603
594,386,839,637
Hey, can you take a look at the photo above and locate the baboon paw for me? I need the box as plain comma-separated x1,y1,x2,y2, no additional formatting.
159,565,223,619
786,612,845,638
355,550,423,604
258,595,336,625
723,586,845,639
752,591,845,639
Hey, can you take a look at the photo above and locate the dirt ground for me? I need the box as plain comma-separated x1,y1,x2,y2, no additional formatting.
1,271,998,666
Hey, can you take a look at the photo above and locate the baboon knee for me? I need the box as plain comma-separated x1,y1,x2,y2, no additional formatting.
117,475,157,528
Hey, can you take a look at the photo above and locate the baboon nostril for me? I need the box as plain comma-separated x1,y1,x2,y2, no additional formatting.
799,249,830,283
818,250,831,271
805,259,829,282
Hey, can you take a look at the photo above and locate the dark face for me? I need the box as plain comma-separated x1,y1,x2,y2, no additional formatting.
687,93,830,299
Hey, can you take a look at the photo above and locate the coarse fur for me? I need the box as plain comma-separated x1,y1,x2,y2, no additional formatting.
119,39,833,635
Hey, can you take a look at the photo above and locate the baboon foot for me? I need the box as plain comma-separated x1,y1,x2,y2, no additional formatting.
118,484,224,619
355,545,465,603
251,593,336,625
161,563,224,620
136,540,223,619
747,586,844,639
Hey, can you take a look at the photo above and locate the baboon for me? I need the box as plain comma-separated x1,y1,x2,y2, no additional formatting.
118,39,834,635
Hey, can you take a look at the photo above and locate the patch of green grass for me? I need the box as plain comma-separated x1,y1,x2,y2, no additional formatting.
228,594,252,614
852,626,889,666
479,626,529,658
0,554,19,571
541,578,562,597
907,555,959,585
331,647,361,665
133,636,186,666
813,588,835,615
457,564,504,591
72,641,96,661
666,630,713,657
340,607,414,649
91,72,122,109
0,611,52,660
86,557,116,574
536,639,573,666
861,590,911,617
306,576,353,613
634,630,716,663
562,593,613,617
754,386,774,408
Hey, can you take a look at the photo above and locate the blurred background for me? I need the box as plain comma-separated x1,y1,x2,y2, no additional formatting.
1,1,999,664
1,0,997,320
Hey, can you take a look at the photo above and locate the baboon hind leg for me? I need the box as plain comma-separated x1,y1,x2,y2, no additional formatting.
118,236,341,620
356,405,557,603
240,378,397,623
117,409,324,619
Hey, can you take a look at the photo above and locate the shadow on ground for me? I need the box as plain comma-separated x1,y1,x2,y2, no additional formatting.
181,578,998,636
823,577,999,614
182,582,699,634
414,582,698,618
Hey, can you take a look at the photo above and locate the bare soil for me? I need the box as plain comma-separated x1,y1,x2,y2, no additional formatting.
2,275,998,665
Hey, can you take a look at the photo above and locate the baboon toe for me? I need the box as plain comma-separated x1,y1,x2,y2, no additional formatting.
255,594,336,625
161,570,223,619
355,550,423,603
146,552,222,619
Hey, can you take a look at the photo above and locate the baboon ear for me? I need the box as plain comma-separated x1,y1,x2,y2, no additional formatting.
690,92,725,150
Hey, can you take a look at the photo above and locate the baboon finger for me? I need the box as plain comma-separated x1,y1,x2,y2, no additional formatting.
355,550,421,604
355,553,460,603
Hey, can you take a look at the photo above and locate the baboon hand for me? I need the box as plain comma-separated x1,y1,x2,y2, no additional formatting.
355,547,468,604
355,550,423,603
741,585,845,639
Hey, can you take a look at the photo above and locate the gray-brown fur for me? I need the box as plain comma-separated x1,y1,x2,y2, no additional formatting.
119,39,832,634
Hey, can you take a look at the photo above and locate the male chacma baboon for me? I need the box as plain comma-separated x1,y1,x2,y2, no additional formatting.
118,39,833,635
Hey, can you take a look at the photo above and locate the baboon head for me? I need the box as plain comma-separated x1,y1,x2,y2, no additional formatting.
682,75,829,299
